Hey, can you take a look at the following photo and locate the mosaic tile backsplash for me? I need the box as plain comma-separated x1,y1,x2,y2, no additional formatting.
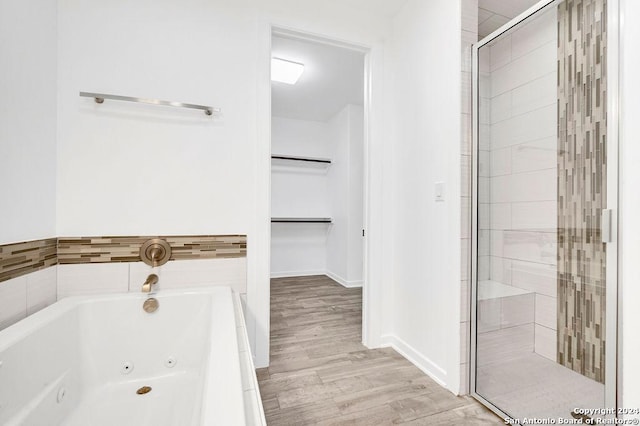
0,239,57,283
0,235,247,283
557,0,607,383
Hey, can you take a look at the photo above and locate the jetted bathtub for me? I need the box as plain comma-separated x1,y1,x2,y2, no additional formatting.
0,286,265,425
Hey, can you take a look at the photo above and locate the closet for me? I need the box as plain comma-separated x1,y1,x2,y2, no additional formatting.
270,34,364,288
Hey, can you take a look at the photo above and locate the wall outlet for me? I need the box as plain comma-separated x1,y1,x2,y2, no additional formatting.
435,181,445,202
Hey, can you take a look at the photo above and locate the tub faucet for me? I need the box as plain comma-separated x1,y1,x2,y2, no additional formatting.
142,274,158,293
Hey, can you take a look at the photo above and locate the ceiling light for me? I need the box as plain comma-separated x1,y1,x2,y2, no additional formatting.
271,57,304,85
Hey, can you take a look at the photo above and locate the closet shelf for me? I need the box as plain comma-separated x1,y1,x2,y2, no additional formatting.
271,217,332,223
271,155,332,165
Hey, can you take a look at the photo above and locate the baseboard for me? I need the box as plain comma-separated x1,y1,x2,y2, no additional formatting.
380,334,448,388
325,270,363,288
270,270,326,279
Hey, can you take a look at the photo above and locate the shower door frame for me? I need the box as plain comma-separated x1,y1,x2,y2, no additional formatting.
470,0,620,419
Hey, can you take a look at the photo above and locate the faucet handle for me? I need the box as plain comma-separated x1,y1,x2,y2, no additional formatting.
142,273,159,293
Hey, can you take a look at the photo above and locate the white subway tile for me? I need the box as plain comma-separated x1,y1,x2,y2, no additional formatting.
462,155,472,195
26,266,57,315
511,72,557,117
479,203,491,230
478,255,490,281
462,71,471,114
461,197,471,238
489,32,512,72
511,201,557,231
57,263,129,299
460,321,470,359
461,241,469,280
129,258,247,294
491,40,556,97
490,230,505,257
461,281,470,322
535,294,557,330
511,7,557,60
490,91,512,124
479,230,491,256
0,276,27,330
511,260,557,297
490,147,512,176
511,136,557,174
503,231,556,265
478,150,490,178
491,168,556,203
535,324,556,361
491,104,556,149
490,203,512,230
501,293,535,328
490,256,512,284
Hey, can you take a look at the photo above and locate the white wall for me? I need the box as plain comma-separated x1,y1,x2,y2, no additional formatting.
620,0,640,417
326,104,364,287
382,0,461,393
270,116,330,277
55,0,394,368
0,0,57,245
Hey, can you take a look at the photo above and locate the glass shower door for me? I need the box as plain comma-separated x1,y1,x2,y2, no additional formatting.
471,0,617,422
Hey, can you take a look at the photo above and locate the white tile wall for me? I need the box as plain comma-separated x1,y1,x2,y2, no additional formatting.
490,168,556,203
503,231,556,265
511,72,556,116
490,230,504,257
0,275,27,331
490,92,512,124
57,263,130,299
129,258,247,294
491,104,556,149
511,260,556,297
25,267,57,315
511,201,557,230
490,256,512,284
511,137,556,174
535,324,556,361
491,41,556,97
535,294,557,330
490,36,512,71
490,203,512,229
490,147,511,176
510,8,557,60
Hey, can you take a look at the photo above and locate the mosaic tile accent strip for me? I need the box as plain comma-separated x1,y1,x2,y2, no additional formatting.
57,235,247,264
557,0,607,384
0,238,57,283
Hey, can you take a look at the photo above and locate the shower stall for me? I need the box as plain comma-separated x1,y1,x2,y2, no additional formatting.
471,0,618,420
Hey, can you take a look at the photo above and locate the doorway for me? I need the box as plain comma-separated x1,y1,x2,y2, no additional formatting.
269,29,367,336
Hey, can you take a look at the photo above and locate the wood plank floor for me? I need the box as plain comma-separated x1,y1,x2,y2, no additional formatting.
256,275,503,425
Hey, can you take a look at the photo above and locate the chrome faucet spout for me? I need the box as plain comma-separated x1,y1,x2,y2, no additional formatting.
141,274,159,293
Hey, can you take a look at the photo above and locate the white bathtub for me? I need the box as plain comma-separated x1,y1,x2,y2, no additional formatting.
0,286,265,425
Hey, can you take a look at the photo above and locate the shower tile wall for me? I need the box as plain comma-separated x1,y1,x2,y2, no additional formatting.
557,0,607,383
481,7,558,361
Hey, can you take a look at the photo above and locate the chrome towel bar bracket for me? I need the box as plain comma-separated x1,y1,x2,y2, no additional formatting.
79,91,220,117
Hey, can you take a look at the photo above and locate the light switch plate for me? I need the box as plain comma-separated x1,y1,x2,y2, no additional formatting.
435,181,445,202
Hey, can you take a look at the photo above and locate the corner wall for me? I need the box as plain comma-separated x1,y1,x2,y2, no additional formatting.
0,0,57,245
383,0,462,393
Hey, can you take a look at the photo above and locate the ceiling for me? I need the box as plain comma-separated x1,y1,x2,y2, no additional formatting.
478,0,541,39
271,35,365,122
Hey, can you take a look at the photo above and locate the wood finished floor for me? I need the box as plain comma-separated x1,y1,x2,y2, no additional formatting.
256,275,503,425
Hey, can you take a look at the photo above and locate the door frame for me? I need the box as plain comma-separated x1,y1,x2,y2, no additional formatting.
265,25,374,349
470,0,620,418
